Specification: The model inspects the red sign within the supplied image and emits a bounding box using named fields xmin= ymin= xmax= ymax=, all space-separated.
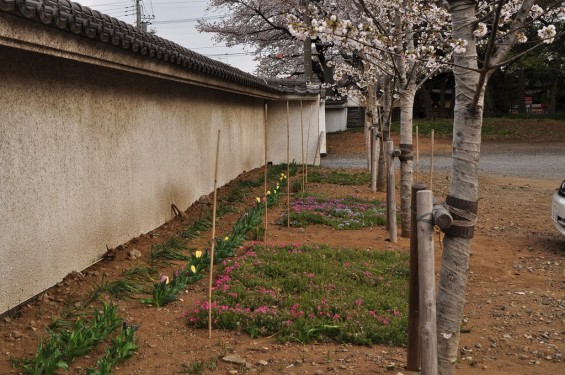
xmin=524 ymin=96 xmax=533 ymax=105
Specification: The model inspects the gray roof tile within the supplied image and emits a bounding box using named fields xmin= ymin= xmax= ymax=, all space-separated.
xmin=0 ymin=0 xmax=283 ymax=93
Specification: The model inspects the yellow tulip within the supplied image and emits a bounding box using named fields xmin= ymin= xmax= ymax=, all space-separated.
xmin=190 ymin=265 xmax=196 ymax=273
xmin=195 ymin=250 xmax=202 ymax=258
xmin=256 ymin=197 xmax=261 ymax=203
xmin=267 ymin=190 xmax=271 ymax=195
xmin=224 ymin=236 xmax=229 ymax=241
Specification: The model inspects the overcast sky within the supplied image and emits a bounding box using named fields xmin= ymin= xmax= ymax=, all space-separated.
xmin=79 ymin=0 xmax=257 ymax=73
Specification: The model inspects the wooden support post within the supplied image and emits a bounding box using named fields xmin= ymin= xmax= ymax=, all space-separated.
xmin=432 ymin=203 xmax=453 ymax=231
xmin=286 ymin=101 xmax=290 ymax=228
xmin=407 ymin=182 xmax=427 ymax=371
xmin=314 ymin=131 xmax=324 ymax=166
xmin=416 ymin=190 xmax=438 ymax=375
xmin=264 ymin=103 xmax=268 ymax=242
xmin=300 ymin=100 xmax=305 ymax=192
xmin=370 ymin=127 xmax=379 ymax=193
xmin=415 ymin=126 xmax=419 ymax=182
xmin=430 ymin=129 xmax=435 ymax=190
xmin=384 ymin=140 xmax=397 ymax=243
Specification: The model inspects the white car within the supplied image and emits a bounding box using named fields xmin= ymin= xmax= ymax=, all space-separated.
xmin=552 ymin=179 xmax=565 ymax=235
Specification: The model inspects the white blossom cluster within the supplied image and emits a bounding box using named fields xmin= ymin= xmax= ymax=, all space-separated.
xmin=473 ymin=1 xmax=561 ymax=45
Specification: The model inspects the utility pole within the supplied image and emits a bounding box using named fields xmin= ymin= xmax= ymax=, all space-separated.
xmin=300 ymin=0 xmax=313 ymax=83
xmin=135 ymin=0 xmax=141 ymax=28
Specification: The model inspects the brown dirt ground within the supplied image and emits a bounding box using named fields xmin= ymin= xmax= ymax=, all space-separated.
xmin=1 ymin=125 xmax=564 ymax=375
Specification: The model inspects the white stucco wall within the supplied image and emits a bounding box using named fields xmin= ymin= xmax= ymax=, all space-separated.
xmin=0 ymin=40 xmax=322 ymax=314
xmin=0 ymin=45 xmax=269 ymax=312
xmin=326 ymin=107 xmax=348 ymax=133
xmin=267 ymin=99 xmax=322 ymax=166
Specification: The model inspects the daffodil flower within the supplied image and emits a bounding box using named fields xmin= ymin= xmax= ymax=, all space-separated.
xmin=190 ymin=265 xmax=196 ymax=273
xmin=160 ymin=275 xmax=169 ymax=284
xmin=195 ymin=250 xmax=202 ymax=258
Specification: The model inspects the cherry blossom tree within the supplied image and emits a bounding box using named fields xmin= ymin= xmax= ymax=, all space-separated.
xmin=437 ymin=1 xmax=562 ymax=373
xmin=291 ymin=1 xmax=562 ymax=373
xmin=289 ymin=1 xmax=452 ymax=237
xmin=197 ymin=0 xmax=339 ymax=81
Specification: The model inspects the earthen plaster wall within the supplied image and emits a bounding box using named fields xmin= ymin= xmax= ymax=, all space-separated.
xmin=0 ymin=37 xmax=320 ymax=313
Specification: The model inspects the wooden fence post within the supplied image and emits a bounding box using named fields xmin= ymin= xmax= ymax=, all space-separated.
xmin=407 ymin=182 xmax=427 ymax=371
xmin=416 ymin=190 xmax=438 ymax=375
xmin=384 ymin=140 xmax=397 ymax=243
xmin=370 ymin=127 xmax=380 ymax=193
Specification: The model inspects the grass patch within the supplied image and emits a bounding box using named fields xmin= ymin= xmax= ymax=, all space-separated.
xmin=279 ymin=193 xmax=386 ymax=229
xmin=186 ymin=244 xmax=408 ymax=345
xmin=391 ymin=116 xmax=565 ymax=140
xmin=308 ymin=169 xmax=371 ymax=185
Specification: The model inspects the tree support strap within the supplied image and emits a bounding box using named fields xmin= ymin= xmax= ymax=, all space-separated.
xmin=442 ymin=195 xmax=478 ymax=238
xmin=399 ymin=143 xmax=413 ymax=161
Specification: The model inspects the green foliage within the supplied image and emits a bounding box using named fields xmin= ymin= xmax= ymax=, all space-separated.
xmin=89 ymin=278 xmax=144 ymax=301
xmin=19 ymin=303 xmax=121 ymax=375
xmin=147 ymin=237 xmax=188 ymax=265
xmin=22 ymin=340 xmax=69 ymax=375
xmin=181 ymin=217 xmax=212 ymax=239
xmin=392 ymin=116 xmax=565 ymax=140
xmin=307 ymin=169 xmax=371 ymax=186
xmin=268 ymin=161 xmax=298 ymax=179
xmin=186 ymin=244 xmax=409 ymax=346
xmin=139 ymin=265 xmax=204 ymax=307
xmin=86 ymin=324 xmax=138 ymax=375
xmin=280 ymin=194 xmax=386 ymax=229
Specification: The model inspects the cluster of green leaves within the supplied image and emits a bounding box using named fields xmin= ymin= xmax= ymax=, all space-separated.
xmin=20 ymin=303 xmax=121 ymax=375
xmin=147 ymin=237 xmax=189 ymax=265
xmin=307 ymin=169 xmax=371 ymax=185
xmin=186 ymin=244 xmax=409 ymax=346
xmin=140 ymin=257 xmax=204 ymax=307
xmin=181 ymin=217 xmax=212 ymax=239
xmin=86 ymin=324 xmax=138 ymax=375
xmin=267 ymin=161 xmax=298 ymax=180
xmin=280 ymin=193 xmax=386 ymax=229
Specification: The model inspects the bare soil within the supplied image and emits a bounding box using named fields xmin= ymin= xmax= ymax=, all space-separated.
xmin=1 ymin=127 xmax=564 ymax=375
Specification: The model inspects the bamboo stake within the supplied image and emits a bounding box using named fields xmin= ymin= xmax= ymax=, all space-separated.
xmin=430 ymin=129 xmax=435 ymax=190
xmin=286 ymin=101 xmax=290 ymax=228
xmin=300 ymin=100 xmax=305 ymax=192
xmin=264 ymin=103 xmax=268 ymax=242
xmin=208 ymin=129 xmax=221 ymax=339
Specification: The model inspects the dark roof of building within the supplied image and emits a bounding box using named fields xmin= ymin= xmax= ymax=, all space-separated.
xmin=0 ymin=0 xmax=286 ymax=93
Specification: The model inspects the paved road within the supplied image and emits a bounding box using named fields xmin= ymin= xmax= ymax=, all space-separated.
xmin=321 ymin=141 xmax=565 ymax=181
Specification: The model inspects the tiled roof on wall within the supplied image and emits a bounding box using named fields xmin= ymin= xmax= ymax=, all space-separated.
xmin=0 ymin=0 xmax=281 ymax=93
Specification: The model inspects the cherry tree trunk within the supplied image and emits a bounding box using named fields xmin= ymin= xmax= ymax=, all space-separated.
xmin=399 ymin=84 xmax=416 ymax=237
xmin=437 ymin=1 xmax=484 ymax=374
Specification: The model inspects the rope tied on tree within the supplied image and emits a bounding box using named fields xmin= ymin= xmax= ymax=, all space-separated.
xmin=416 ymin=212 xmax=434 ymax=226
